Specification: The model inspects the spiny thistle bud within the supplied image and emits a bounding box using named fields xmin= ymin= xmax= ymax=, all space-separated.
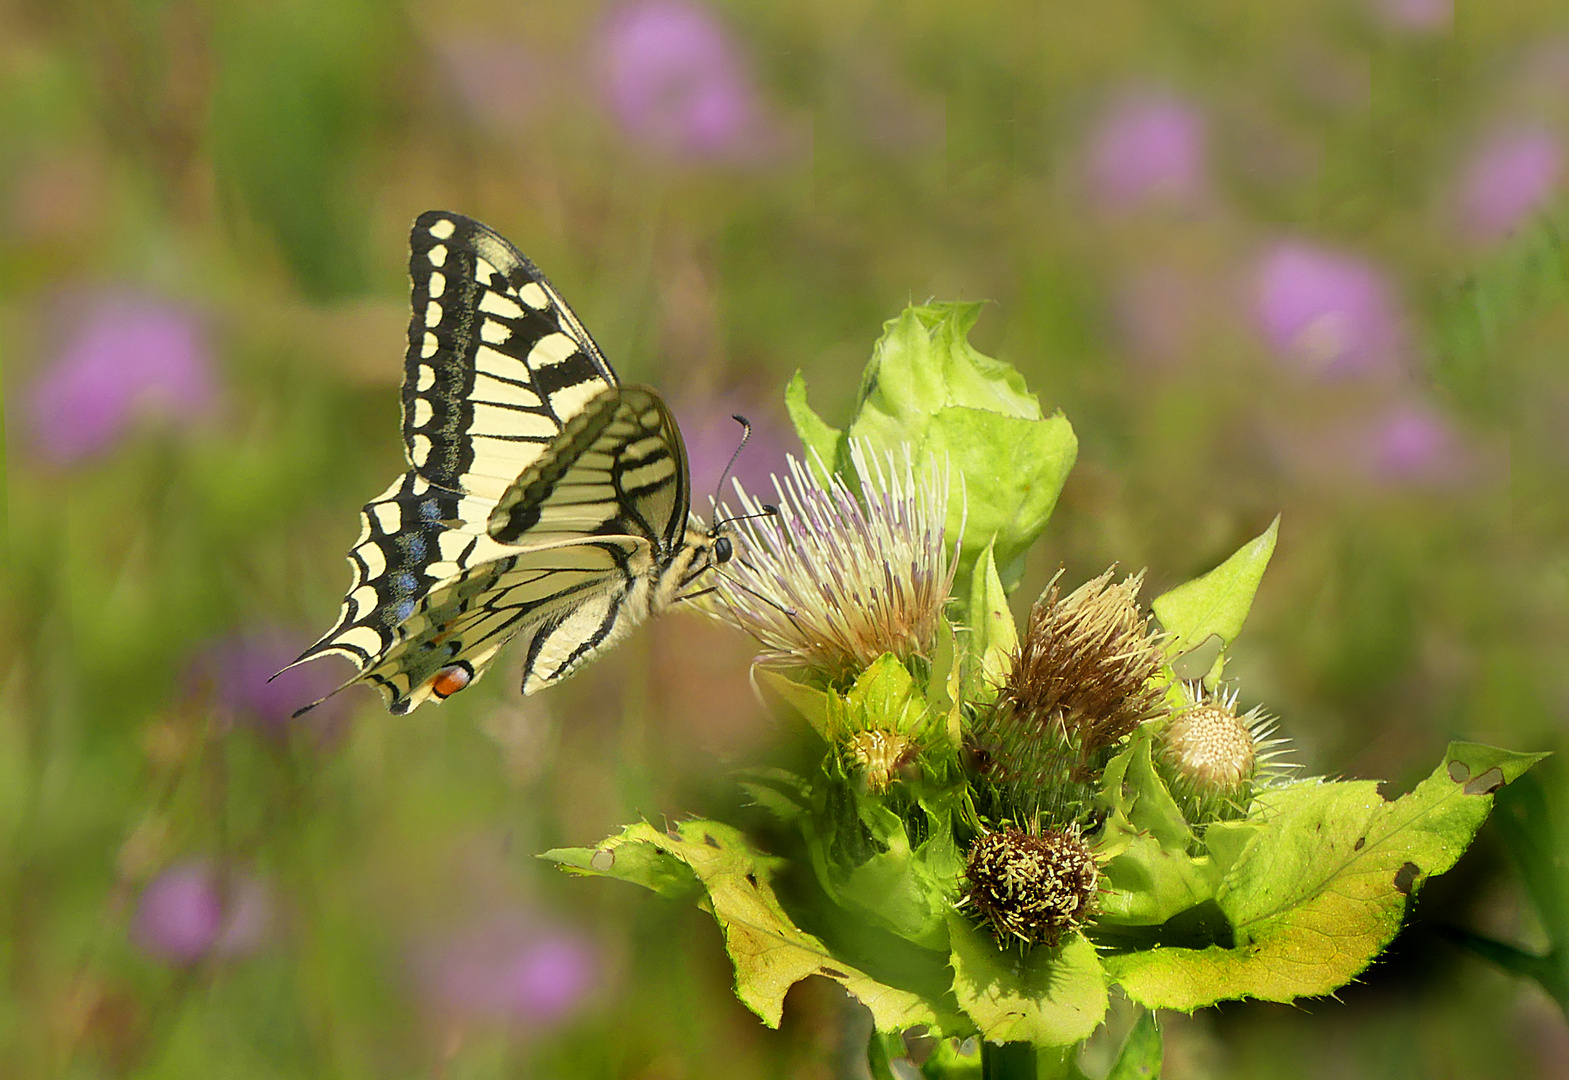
xmin=846 ymin=729 xmax=919 ymax=795
xmin=961 ymin=825 xmax=1100 ymax=949
xmin=967 ymin=569 xmax=1166 ymax=820
xmin=1156 ymin=685 xmax=1290 ymax=823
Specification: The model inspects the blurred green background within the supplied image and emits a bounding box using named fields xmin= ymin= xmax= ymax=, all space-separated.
xmin=4 ymin=0 xmax=1569 ymax=1075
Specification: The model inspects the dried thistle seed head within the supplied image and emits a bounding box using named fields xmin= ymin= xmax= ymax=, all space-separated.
xmin=961 ymin=826 xmax=1100 ymax=949
xmin=846 ymin=729 xmax=918 ymax=794
xmin=1157 ymin=685 xmax=1293 ymax=822
xmin=705 ymin=444 xmax=954 ymax=684
xmin=1001 ymin=569 xmax=1167 ymax=757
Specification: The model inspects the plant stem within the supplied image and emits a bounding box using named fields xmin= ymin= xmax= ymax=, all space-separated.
xmin=981 ymin=1041 xmax=1036 ymax=1080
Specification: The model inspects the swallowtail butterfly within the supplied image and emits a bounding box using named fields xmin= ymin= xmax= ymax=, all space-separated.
xmin=282 ymin=211 xmax=735 ymax=715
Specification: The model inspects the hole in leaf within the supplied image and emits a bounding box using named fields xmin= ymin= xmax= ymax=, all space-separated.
xmin=1353 ymin=837 xmax=1365 ymax=851
xmin=704 ymin=833 xmax=721 ymax=849
xmin=590 ymin=849 xmax=615 ymax=871
xmin=1448 ymin=760 xmax=1470 ymax=783
xmin=1464 ymin=767 xmax=1505 ymax=795
xmin=820 ymin=965 xmax=849 ymax=979
xmin=1170 ymin=634 xmax=1224 ymax=681
xmin=1393 ymin=861 xmax=1421 ymax=894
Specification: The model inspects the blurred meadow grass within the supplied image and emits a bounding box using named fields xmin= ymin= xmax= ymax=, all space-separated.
xmin=3 ymin=0 xmax=1569 ymax=1076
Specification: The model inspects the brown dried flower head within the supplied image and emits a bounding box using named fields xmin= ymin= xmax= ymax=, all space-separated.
xmin=967 ymin=569 xmax=1167 ymax=820
xmin=961 ymin=825 xmax=1100 ymax=949
xmin=1002 ymin=569 xmax=1167 ymax=756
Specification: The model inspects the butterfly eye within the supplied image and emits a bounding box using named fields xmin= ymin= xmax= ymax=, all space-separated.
xmin=713 ymin=536 xmax=734 ymax=564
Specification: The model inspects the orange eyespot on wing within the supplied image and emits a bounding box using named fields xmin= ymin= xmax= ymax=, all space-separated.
xmin=431 ymin=662 xmax=475 ymax=699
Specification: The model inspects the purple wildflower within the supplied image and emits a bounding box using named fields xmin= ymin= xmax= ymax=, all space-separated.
xmin=1255 ymin=242 xmax=1407 ymax=379
xmin=1457 ymin=127 xmax=1564 ymax=243
xmin=25 ymin=295 xmax=217 ymax=464
xmin=1363 ymin=401 xmax=1466 ymax=485
xmin=417 ymin=915 xmax=597 ymax=1027
xmin=187 ymin=630 xmax=349 ymax=733
xmin=131 ymin=862 xmax=270 ymax=965
xmin=1086 ymin=92 xmax=1208 ymax=211
xmin=597 ymin=0 xmax=756 ymax=158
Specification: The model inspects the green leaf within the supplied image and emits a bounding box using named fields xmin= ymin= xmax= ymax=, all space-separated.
xmin=755 ymin=667 xmax=834 ymax=741
xmin=843 ymin=653 xmax=931 ymax=739
xmin=922 ymin=407 xmax=1076 ymax=592
xmin=1202 ymin=820 xmax=1262 ymax=879
xmin=1152 ymin=517 xmax=1279 ymax=684
xmin=1107 ymin=1010 xmax=1163 ymax=1080
xmin=947 ymin=913 xmax=1109 ymax=1047
xmin=542 ymin=834 xmax=701 ymax=900
xmin=1096 ymin=732 xmax=1213 ymax=926
xmin=965 ymin=540 xmax=1017 ymax=703
xmin=736 ymin=767 xmax=814 ymax=826
xmin=784 ymin=370 xmax=843 ymax=485
xmin=1100 ymin=730 xmax=1194 ymax=852
xmin=1097 ymin=834 xmax=1218 ymax=927
xmin=546 ymin=820 xmax=939 ymax=1031
xmin=835 ymin=797 xmax=962 ymax=951
xmin=842 ymin=303 xmax=1078 ymax=593
xmin=1106 ymin=742 xmax=1547 ymax=1009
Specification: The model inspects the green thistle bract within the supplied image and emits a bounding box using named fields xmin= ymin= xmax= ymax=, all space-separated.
xmin=962 ymin=825 xmax=1100 ymax=949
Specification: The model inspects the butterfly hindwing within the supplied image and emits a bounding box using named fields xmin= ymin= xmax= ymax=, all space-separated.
xmin=285 ymin=472 xmax=517 ymax=677
xmin=356 ymin=536 xmax=653 ymax=714
xmin=488 ymin=386 xmax=690 ymax=557
xmin=403 ymin=211 xmax=616 ymax=501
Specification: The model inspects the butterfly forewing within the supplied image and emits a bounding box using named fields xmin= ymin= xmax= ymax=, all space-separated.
xmin=403 ymin=211 xmax=615 ymax=501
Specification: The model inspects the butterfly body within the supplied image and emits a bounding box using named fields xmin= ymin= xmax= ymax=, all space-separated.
xmin=285 ymin=212 xmax=729 ymax=715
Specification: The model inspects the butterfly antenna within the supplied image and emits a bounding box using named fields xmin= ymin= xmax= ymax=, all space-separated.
xmin=712 ymin=414 xmax=753 ymax=510
xmin=716 ymin=504 xmax=780 ymax=529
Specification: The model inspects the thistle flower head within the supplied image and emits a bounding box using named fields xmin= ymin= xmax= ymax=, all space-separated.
xmin=846 ymin=729 xmax=919 ymax=795
xmin=1157 ymin=684 xmax=1293 ymax=822
xmin=708 ymin=443 xmax=954 ymax=684
xmin=961 ymin=825 xmax=1100 ymax=949
xmin=1002 ymin=568 xmax=1167 ymax=752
